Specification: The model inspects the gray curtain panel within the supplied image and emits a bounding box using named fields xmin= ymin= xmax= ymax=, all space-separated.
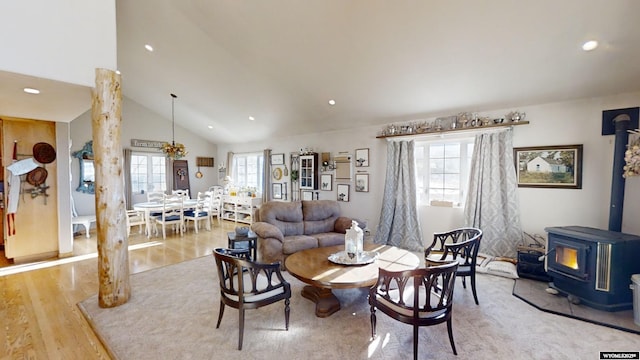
xmin=464 ymin=129 xmax=523 ymax=258
xmin=374 ymin=140 xmax=423 ymax=252
xmin=165 ymin=159 xmax=174 ymax=194
xmin=226 ymin=152 xmax=234 ymax=177
xmin=263 ymin=149 xmax=271 ymax=203
xmin=123 ymin=148 xmax=132 ymax=209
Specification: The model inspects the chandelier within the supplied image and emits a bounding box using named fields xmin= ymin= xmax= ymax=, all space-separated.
xmin=162 ymin=93 xmax=187 ymax=160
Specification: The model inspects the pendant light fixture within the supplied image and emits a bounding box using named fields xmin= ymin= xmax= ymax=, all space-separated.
xmin=161 ymin=93 xmax=187 ymax=160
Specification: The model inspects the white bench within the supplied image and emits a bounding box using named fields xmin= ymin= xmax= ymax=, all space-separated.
xmin=72 ymin=215 xmax=97 ymax=238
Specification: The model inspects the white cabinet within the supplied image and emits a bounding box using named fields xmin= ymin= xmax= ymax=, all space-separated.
xmin=222 ymin=196 xmax=262 ymax=225
xmin=299 ymin=153 xmax=318 ymax=190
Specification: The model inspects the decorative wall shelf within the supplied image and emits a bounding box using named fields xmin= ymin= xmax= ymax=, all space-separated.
xmin=376 ymin=121 xmax=529 ymax=139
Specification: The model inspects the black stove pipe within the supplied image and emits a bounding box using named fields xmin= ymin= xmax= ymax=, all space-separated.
xmin=609 ymin=114 xmax=631 ymax=232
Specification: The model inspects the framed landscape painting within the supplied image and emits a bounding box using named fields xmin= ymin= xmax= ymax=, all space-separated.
xmin=513 ymin=144 xmax=583 ymax=189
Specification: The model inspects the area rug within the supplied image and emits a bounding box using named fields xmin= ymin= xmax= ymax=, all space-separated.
xmin=512 ymin=277 xmax=640 ymax=335
xmin=78 ymin=257 xmax=640 ymax=360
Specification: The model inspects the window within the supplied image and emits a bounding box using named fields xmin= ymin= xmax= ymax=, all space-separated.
xmin=231 ymin=152 xmax=264 ymax=194
xmin=131 ymin=152 xmax=167 ymax=194
xmin=415 ymin=138 xmax=474 ymax=206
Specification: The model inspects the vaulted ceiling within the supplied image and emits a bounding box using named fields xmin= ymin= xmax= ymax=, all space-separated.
xmin=3 ymin=1 xmax=640 ymax=144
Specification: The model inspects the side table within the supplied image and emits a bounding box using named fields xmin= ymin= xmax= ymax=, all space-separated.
xmin=227 ymin=230 xmax=258 ymax=261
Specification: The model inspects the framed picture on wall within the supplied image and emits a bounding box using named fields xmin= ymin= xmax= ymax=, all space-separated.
xmin=355 ymin=148 xmax=369 ymax=167
xmin=320 ymin=174 xmax=332 ymax=191
xmin=355 ymin=173 xmax=369 ymax=192
xmin=272 ymin=183 xmax=283 ymax=199
xmin=301 ymin=191 xmax=314 ymax=201
xmin=271 ymin=153 xmax=285 ymax=165
xmin=337 ymin=184 xmax=350 ymax=202
xmin=513 ymin=144 xmax=583 ymax=189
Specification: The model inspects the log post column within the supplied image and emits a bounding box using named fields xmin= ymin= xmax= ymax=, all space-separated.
xmin=92 ymin=68 xmax=130 ymax=307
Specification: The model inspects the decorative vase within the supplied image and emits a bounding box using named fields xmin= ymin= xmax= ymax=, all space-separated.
xmin=345 ymin=220 xmax=364 ymax=261
xmin=235 ymin=226 xmax=250 ymax=236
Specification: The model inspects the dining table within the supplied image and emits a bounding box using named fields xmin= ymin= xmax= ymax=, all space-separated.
xmin=133 ymin=199 xmax=198 ymax=238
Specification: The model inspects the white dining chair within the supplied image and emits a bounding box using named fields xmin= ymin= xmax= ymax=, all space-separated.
xmin=126 ymin=209 xmax=146 ymax=236
xmin=207 ymin=193 xmax=222 ymax=226
xmin=184 ymin=192 xmax=211 ymax=233
xmin=146 ymin=190 xmax=165 ymax=203
xmin=155 ymin=194 xmax=185 ymax=239
xmin=172 ymin=189 xmax=190 ymax=200
xmin=145 ymin=190 xmax=166 ymax=228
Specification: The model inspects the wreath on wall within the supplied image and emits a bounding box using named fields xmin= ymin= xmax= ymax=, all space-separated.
xmin=176 ymin=168 xmax=187 ymax=180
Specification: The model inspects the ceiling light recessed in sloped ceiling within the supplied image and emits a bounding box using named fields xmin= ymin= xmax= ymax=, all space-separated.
xmin=207 ymin=125 xmax=213 ymax=129
xmin=144 ymin=44 xmax=154 ymax=52
xmin=23 ymin=87 xmax=40 ymax=94
xmin=248 ymin=116 xmax=255 ymax=121
xmin=582 ymin=40 xmax=598 ymax=51
xmin=328 ymin=99 xmax=336 ymax=106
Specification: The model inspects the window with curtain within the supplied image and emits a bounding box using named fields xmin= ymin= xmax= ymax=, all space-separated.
xmin=130 ymin=152 xmax=167 ymax=194
xmin=415 ymin=137 xmax=474 ymax=206
xmin=231 ymin=152 xmax=264 ymax=194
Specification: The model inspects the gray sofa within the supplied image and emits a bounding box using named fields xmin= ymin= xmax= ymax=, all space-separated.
xmin=251 ymin=200 xmax=362 ymax=266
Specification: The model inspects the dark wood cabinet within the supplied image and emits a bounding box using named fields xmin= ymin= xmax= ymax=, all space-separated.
xmin=172 ymin=160 xmax=191 ymax=194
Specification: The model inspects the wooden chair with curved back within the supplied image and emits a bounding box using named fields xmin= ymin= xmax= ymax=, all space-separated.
xmin=213 ymin=248 xmax=291 ymax=350
xmin=369 ymin=261 xmax=459 ymax=360
xmin=425 ymin=227 xmax=483 ymax=304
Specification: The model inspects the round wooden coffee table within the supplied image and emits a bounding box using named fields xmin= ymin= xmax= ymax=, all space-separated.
xmin=284 ymin=243 xmax=420 ymax=317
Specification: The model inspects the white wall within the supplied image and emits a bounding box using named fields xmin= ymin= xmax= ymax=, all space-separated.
xmin=70 ymin=97 xmax=218 ymax=216
xmin=514 ymin=92 xmax=640 ymax=237
xmin=217 ymin=128 xmax=386 ymax=233
xmin=55 ymin=122 xmax=73 ymax=255
xmin=219 ymin=91 xmax=640 ymax=248
xmin=0 ymin=0 xmax=117 ymax=86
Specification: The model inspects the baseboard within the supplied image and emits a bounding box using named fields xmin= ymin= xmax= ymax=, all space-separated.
xmin=13 ymin=251 xmax=58 ymax=264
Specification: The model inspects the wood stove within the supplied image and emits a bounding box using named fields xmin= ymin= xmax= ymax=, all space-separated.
xmin=545 ymin=226 xmax=640 ymax=311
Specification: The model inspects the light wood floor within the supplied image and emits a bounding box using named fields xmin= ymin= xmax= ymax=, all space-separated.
xmin=0 ymin=220 xmax=236 ymax=359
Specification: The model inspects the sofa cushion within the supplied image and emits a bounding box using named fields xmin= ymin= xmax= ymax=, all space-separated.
xmin=259 ymin=201 xmax=304 ymax=236
xmin=282 ymin=235 xmax=318 ymax=255
xmin=314 ymin=232 xmax=345 ymax=247
xmin=302 ymin=200 xmax=340 ymax=235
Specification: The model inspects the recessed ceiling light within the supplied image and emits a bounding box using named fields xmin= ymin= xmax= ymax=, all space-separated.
xmin=328 ymin=99 xmax=336 ymax=106
xmin=144 ymin=44 xmax=154 ymax=52
xmin=207 ymin=125 xmax=213 ymax=129
xmin=248 ymin=116 xmax=255 ymax=121
xmin=582 ymin=40 xmax=598 ymax=51
xmin=23 ymin=87 xmax=40 ymax=94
